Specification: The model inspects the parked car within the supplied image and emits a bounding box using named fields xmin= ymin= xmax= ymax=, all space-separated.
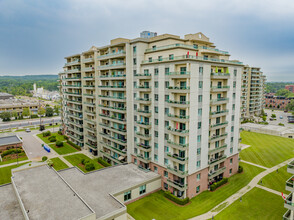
xmin=25 ymin=128 xmax=31 ymax=132
xmin=280 ymin=116 xmax=283 ymax=119
xmin=270 ymin=118 xmax=274 ymax=121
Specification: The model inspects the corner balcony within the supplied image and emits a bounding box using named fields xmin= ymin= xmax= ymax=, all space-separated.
xmin=64 ymin=69 xmax=81 ymax=74
xmin=211 ymin=86 xmax=230 ymax=92
xmin=99 ymin=74 xmax=126 ymax=80
xmin=134 ymin=73 xmax=151 ymax=79
xmin=64 ymin=92 xmax=82 ymax=97
xmin=167 ymin=179 xmax=188 ymax=191
xmin=136 ymin=121 xmax=151 ymax=129
xmin=97 ymin=62 xmax=126 ymax=70
xmin=136 ymin=154 xmax=151 ymax=163
xmin=283 ymin=209 xmax=292 ymax=220
xmin=136 ymin=109 xmax=151 ymax=117
xmin=86 ymin=143 xmax=97 ymax=150
xmin=64 ymin=76 xmax=81 ymax=81
xmin=210 ymin=121 xmax=228 ymax=130
xmin=166 ymin=127 xmax=189 ymax=136
xmin=209 ymin=110 xmax=229 ymax=118
xmin=166 ymin=114 xmax=189 ymax=123
xmin=136 ymin=143 xmax=152 ymax=152
xmin=100 ymin=141 xmax=127 ymax=155
xmin=100 ymin=150 xmax=124 ymax=164
xmin=211 ymin=73 xmax=230 ymax=79
xmin=167 ymin=86 xmax=190 ymax=93
xmin=82 ymin=67 xmax=95 ymax=72
xmin=99 ymin=132 xmax=127 ymax=146
xmin=135 ymin=132 xmax=151 ymax=140
xmin=65 ymin=60 xmax=80 ymax=66
xmin=167 ymin=165 xmax=188 ymax=178
xmin=98 ymin=104 xmax=126 ymax=113
xmin=166 ymin=153 xmax=188 ymax=164
xmin=97 ymin=50 xmax=126 ymax=60
xmin=98 ymin=85 xmax=126 ymax=91
xmin=209 ymin=133 xmax=228 ymax=142
xmin=98 ymin=95 xmax=126 ymax=102
xmin=83 ymin=58 xmax=94 ymax=63
xmin=165 ymin=71 xmax=191 ymax=79
xmin=67 ymin=106 xmax=82 ymax=112
xmin=64 ymin=84 xmax=81 ymax=88
xmin=209 ymin=167 xmax=226 ymax=179
xmin=166 ymin=100 xmax=190 ymax=107
xmin=83 ymin=102 xmax=95 ymax=107
xmin=288 ymin=160 xmax=294 ymax=174
xmin=68 ymin=120 xmax=83 ymax=128
xmin=99 ymin=114 xmax=126 ymax=124
xmin=99 ymin=123 xmax=126 ymax=135
xmin=85 ymin=134 xmax=97 ymax=142
xmin=134 ymin=85 xmax=152 ymax=92
xmin=135 ymin=97 xmax=151 ymax=104
xmin=208 ymin=144 xmax=227 ymax=154
xmin=208 ymin=155 xmax=227 ymax=165
xmin=286 ymin=176 xmax=294 ymax=192
xmin=284 ymin=193 xmax=294 ymax=211
xmin=210 ymin=97 xmax=229 ymax=105
xmin=166 ymin=140 xmax=189 ymax=150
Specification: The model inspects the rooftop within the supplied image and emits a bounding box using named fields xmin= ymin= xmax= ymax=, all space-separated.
xmin=0 ymin=184 xmax=23 ymax=220
xmin=0 ymin=134 xmax=22 ymax=147
xmin=12 ymin=164 xmax=94 ymax=220
xmin=59 ymin=163 xmax=160 ymax=219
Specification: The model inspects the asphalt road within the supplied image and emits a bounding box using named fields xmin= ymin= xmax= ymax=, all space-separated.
xmin=0 ymin=117 xmax=61 ymax=130
xmin=264 ymin=109 xmax=294 ymax=128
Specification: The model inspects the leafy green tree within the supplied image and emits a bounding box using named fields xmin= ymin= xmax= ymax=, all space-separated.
xmin=54 ymin=105 xmax=60 ymax=114
xmin=275 ymin=89 xmax=294 ymax=98
xmin=22 ymin=107 xmax=30 ymax=117
xmin=11 ymin=110 xmax=18 ymax=119
xmin=0 ymin=112 xmax=11 ymax=121
xmin=271 ymin=114 xmax=276 ymax=118
xmin=45 ymin=107 xmax=54 ymax=117
xmin=286 ymin=100 xmax=294 ymax=112
xmin=38 ymin=107 xmax=46 ymax=116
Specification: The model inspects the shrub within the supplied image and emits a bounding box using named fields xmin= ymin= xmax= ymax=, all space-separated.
xmin=56 ymin=141 xmax=63 ymax=147
xmin=81 ymin=158 xmax=90 ymax=165
xmin=48 ymin=136 xmax=56 ymax=142
xmin=278 ymin=123 xmax=285 ymax=126
xmin=85 ymin=162 xmax=95 ymax=171
xmin=163 ymin=191 xmax=189 ymax=205
xmin=210 ymin=178 xmax=228 ymax=191
xmin=98 ymin=157 xmax=111 ymax=167
xmin=58 ymin=131 xmax=62 ymax=135
xmin=238 ymin=165 xmax=243 ymax=173
xmin=42 ymin=156 xmax=48 ymax=162
xmin=64 ymin=136 xmax=69 ymax=140
xmin=67 ymin=140 xmax=81 ymax=150
xmin=31 ymin=114 xmax=38 ymax=119
xmin=1 ymin=149 xmax=22 ymax=157
xmin=42 ymin=131 xmax=51 ymax=137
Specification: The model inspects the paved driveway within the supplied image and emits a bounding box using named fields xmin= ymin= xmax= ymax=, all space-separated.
xmin=264 ymin=109 xmax=294 ymax=128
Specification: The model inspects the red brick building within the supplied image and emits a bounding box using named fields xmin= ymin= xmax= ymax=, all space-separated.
xmin=285 ymin=85 xmax=294 ymax=93
xmin=0 ymin=135 xmax=23 ymax=151
xmin=265 ymin=94 xmax=294 ymax=110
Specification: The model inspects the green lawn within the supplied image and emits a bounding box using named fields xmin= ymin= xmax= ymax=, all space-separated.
xmin=37 ymin=133 xmax=51 ymax=144
xmin=240 ymin=131 xmax=294 ymax=168
xmin=37 ymin=132 xmax=65 ymax=144
xmin=64 ymin=153 xmax=104 ymax=173
xmin=49 ymin=142 xmax=78 ymax=155
xmin=258 ymin=165 xmax=292 ymax=194
xmin=215 ymin=187 xmax=286 ymax=219
xmin=0 ymin=162 xmax=29 ymax=185
xmin=50 ymin=157 xmax=69 ymax=171
xmin=0 ymin=156 xmax=28 ymax=166
xmin=127 ymin=162 xmax=265 ymax=220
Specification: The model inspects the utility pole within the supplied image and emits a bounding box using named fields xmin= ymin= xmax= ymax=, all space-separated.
xmin=39 ymin=98 xmax=42 ymax=130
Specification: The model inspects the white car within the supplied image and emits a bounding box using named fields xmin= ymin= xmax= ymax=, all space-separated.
xmin=25 ymin=128 xmax=31 ymax=132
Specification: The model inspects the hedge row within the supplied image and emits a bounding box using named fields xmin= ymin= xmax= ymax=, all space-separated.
xmin=2 ymin=149 xmax=22 ymax=157
xmin=67 ymin=140 xmax=81 ymax=150
xmin=42 ymin=131 xmax=51 ymax=137
xmin=97 ymin=157 xmax=111 ymax=167
xmin=210 ymin=178 xmax=228 ymax=191
xmin=238 ymin=165 xmax=243 ymax=173
xmin=164 ymin=191 xmax=189 ymax=205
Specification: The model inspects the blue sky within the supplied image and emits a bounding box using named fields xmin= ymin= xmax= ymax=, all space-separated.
xmin=0 ymin=0 xmax=293 ymax=81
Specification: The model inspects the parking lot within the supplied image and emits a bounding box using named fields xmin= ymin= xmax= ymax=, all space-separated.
xmin=264 ymin=109 xmax=294 ymax=128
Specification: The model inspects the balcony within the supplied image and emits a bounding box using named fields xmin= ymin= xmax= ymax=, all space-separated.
xmin=98 ymin=95 xmax=126 ymax=102
xmin=64 ymin=77 xmax=81 ymax=81
xmin=135 ymin=97 xmax=151 ymax=104
xmin=210 ymin=121 xmax=228 ymax=129
xmin=283 ymin=209 xmax=292 ymax=220
xmin=136 ymin=121 xmax=151 ymax=129
xmin=167 ymin=86 xmax=190 ymax=93
xmin=83 ymin=85 xmax=95 ymax=89
xmin=100 ymin=141 xmax=127 ymax=155
xmin=84 ymin=118 xmax=96 ymax=125
xmin=134 ymin=85 xmax=152 ymax=92
xmin=67 ymin=112 xmax=83 ymax=120
xmin=136 ymin=143 xmax=152 ymax=151
xmin=211 ymin=73 xmax=230 ymax=79
xmin=83 ymin=58 xmax=94 ymax=63
xmin=99 ymin=114 xmax=126 ymax=124
xmin=210 ymin=97 xmax=229 ymax=105
xmin=100 ymin=150 xmax=124 ymax=164
xmin=86 ymin=143 xmax=97 ymax=150
xmin=66 ymin=99 xmax=82 ymax=104
xmin=167 ymin=179 xmax=188 ymax=191
xmin=209 ymin=110 xmax=229 ymax=118
xmin=83 ymin=76 xmax=94 ymax=81
xmin=286 ymin=176 xmax=294 ymax=192
xmin=136 ymin=109 xmax=151 ymax=117
xmin=98 ymin=85 xmax=126 ymax=91
xmin=166 ymin=153 xmax=188 ymax=164
xmin=98 ymin=62 xmax=126 ymax=70
xmin=166 ymin=114 xmax=189 ymax=123
xmin=67 ymin=106 xmax=82 ymax=112
xmin=82 ymin=67 xmax=95 ymax=72
xmin=211 ymin=86 xmax=230 ymax=92
xmin=68 ymin=120 xmax=83 ymax=128
xmin=284 ymin=193 xmax=294 ymax=211
xmin=64 ymin=69 xmax=81 ymax=73
xmin=65 ymin=60 xmax=80 ymax=66
xmin=97 ymin=50 xmax=126 ymax=60
xmin=208 ymin=167 xmax=226 ymax=179
xmin=167 ymin=165 xmax=188 ymax=178
xmin=136 ymin=154 xmax=151 ymax=163
xmin=209 ymin=133 xmax=228 ymax=142
xmin=99 ymin=74 xmax=126 ymax=80
xmin=134 ymin=73 xmax=151 ymax=79
xmin=99 ymin=123 xmax=126 ymax=134
xmin=208 ymin=155 xmax=227 ymax=165
xmin=166 ymin=100 xmax=190 ymax=107
xmin=67 ymin=127 xmax=83 ymax=135
xmin=166 ymin=127 xmax=189 ymax=136
xmin=64 ymin=84 xmax=81 ymax=88
xmin=98 ymin=104 xmax=126 ymax=112
xmin=208 ymin=144 xmax=227 ymax=154
xmin=135 ymin=132 xmax=151 ymax=140
xmin=288 ymin=160 xmax=294 ymax=174
xmin=84 ymin=93 xmax=94 ymax=97
xmin=166 ymin=140 xmax=188 ymax=150
xmin=99 ymin=132 xmax=127 ymax=145
xmin=85 ymin=134 xmax=97 ymax=142
xmin=165 ymin=71 xmax=191 ymax=79
xmin=83 ymin=102 xmax=95 ymax=106
xmin=64 ymin=92 xmax=82 ymax=97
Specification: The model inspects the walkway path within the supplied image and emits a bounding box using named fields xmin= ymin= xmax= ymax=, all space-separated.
xmin=240 ymin=160 xmax=268 ymax=170
xmin=256 ymin=185 xmax=285 ymax=197
xmin=0 ymin=160 xmax=30 ymax=168
xmin=189 ymin=158 xmax=293 ymax=220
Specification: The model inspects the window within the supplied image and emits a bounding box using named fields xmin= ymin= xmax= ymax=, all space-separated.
xmin=196 ymin=186 xmax=200 ymax=193
xmin=134 ymin=158 xmax=137 ymax=164
xmin=229 ymin=168 xmax=232 ymax=174
xmin=169 ymin=54 xmax=174 ymax=60
xmin=164 ymin=158 xmax=168 ymax=165
xmin=133 ymin=58 xmax=137 ymax=65
xmin=155 ymin=131 xmax=158 ymax=137
xmin=165 ymin=108 xmax=169 ymax=114
xmin=179 ymin=136 xmax=185 ymax=145
xmin=196 ymin=173 xmax=201 ymax=181
xmin=155 ymin=119 xmax=158 ymax=125
xmin=232 ymin=115 xmax=235 ymax=121
xmin=197 ymin=148 xmax=201 ymax=155
xmin=165 ymin=81 xmax=169 ymax=88
xmin=233 ymin=93 xmax=236 ymax=99
xmin=199 ymin=81 xmax=203 ymax=89
xmin=234 ymin=69 xmax=237 ymax=76
xmin=198 ymin=122 xmax=201 ymax=129
xmin=133 ymin=70 xmax=137 ymax=76
xmin=233 ymin=81 xmax=236 ymax=88
xmin=164 ymin=183 xmax=168 ymax=190
xmin=232 ymin=104 xmax=235 ymax=110
xmin=231 ymin=137 xmax=234 ymax=142
xmin=124 ymin=191 xmax=131 ymax=201
xmin=164 ymin=146 xmax=169 ymax=152
xmin=165 ymin=95 xmax=169 ymax=101
xmin=154 ymin=81 xmax=158 ymax=88
xmin=197 ymin=135 xmax=201 ymax=142
xmin=165 ymin=68 xmax=169 ymax=74
xmin=134 ymin=104 xmax=137 ymax=110
xmin=144 ymin=69 xmax=149 ymax=74
xmin=197 ymin=161 xmax=201 ymax=168
xmin=155 ymin=94 xmax=158 ymax=101
xmin=198 ymin=108 xmax=202 ymax=116
xmin=199 ymin=67 xmax=203 ymax=75
xmin=154 ymin=166 xmax=158 ymax=173
xmin=158 ymin=56 xmax=162 ymax=61
xmin=164 ymin=171 xmax=168 ymax=177
xmin=230 ymin=147 xmax=233 ymax=154
xmin=154 ymin=68 xmax=159 ymax=75
xmin=154 ymin=154 xmax=158 ymax=162
xmin=133 ymin=46 xmax=136 ymax=53
xmin=155 ymin=106 xmax=158 ymax=113
xmin=148 ymin=57 xmax=152 ymax=62
xmin=139 ymin=185 xmax=146 ymax=195
xmin=164 ymin=134 xmax=169 ymax=140
xmin=154 ymin=143 xmax=158 ymax=149
xmin=198 ymin=95 xmax=203 ymax=102
xmin=231 ymin=126 xmax=234 ymax=132
xmin=230 ymin=158 xmax=233 ymax=164
xmin=165 ymin=121 xmax=169 ymax=127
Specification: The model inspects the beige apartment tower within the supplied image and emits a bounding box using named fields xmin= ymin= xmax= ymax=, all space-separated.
xmin=59 ymin=32 xmax=243 ymax=198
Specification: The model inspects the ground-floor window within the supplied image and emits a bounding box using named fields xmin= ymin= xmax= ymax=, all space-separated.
xmin=229 ymin=168 xmax=232 ymax=174
xmin=124 ymin=190 xmax=131 ymax=201
xmin=196 ymin=185 xmax=200 ymax=193
xmin=139 ymin=185 xmax=146 ymax=195
xmin=164 ymin=183 xmax=168 ymax=190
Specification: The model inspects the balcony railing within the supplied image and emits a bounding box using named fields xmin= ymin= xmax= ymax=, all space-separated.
xmin=99 ymin=132 xmax=127 ymax=144
xmin=167 ymin=179 xmax=187 ymax=189
xmin=135 ymin=97 xmax=151 ymax=102
xmin=166 ymin=100 xmax=190 ymax=105
xmin=136 ymin=121 xmax=151 ymax=126
xmin=210 ymin=110 xmax=229 ymax=115
xmin=210 ymin=98 xmax=229 ymax=103
xmin=98 ymin=85 xmax=126 ymax=89
xmin=166 ymin=127 xmax=189 ymax=134
xmin=167 ymin=86 xmax=190 ymax=90
xmin=210 ymin=121 xmax=228 ymax=128
xmin=167 ymin=113 xmax=189 ymax=119
xmin=211 ymin=73 xmax=230 ymax=77
xmin=99 ymin=74 xmax=126 ymax=78
xmin=209 ymin=133 xmax=228 ymax=141
xmin=98 ymin=62 xmax=126 ymax=69
xmin=136 ymin=143 xmax=151 ymax=149
xmin=97 ymin=50 xmax=126 ymax=59
xmin=135 ymin=132 xmax=151 ymax=138
xmin=99 ymin=123 xmax=126 ymax=132
xmin=98 ymin=95 xmax=126 ymax=100
xmin=166 ymin=153 xmax=188 ymax=162
xmin=167 ymin=140 xmax=189 ymax=148
xmin=100 ymin=141 xmax=127 ymax=154
xmin=209 ymin=144 xmax=227 ymax=153
xmin=99 ymin=114 xmax=126 ymax=122
xmin=167 ymin=165 xmax=188 ymax=176
xmin=98 ymin=104 xmax=126 ymax=111
xmin=165 ymin=71 xmax=191 ymax=76
xmin=209 ymin=155 xmax=227 ymax=165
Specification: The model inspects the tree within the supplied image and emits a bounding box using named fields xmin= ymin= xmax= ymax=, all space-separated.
xmin=11 ymin=110 xmax=18 ymax=119
xmin=0 ymin=112 xmax=11 ymax=121
xmin=275 ymin=89 xmax=294 ymax=98
xmin=22 ymin=107 xmax=30 ymax=117
xmin=262 ymin=115 xmax=267 ymax=122
xmin=38 ymin=107 xmax=45 ymax=116
xmin=286 ymin=100 xmax=294 ymax=112
xmin=45 ymin=107 xmax=54 ymax=117
xmin=54 ymin=105 xmax=60 ymax=115
xmin=271 ymin=114 xmax=276 ymax=118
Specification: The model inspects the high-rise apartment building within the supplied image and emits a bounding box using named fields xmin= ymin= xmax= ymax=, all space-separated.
xmin=241 ymin=66 xmax=266 ymax=118
xmin=284 ymin=160 xmax=294 ymax=220
xmin=59 ymin=32 xmax=243 ymax=198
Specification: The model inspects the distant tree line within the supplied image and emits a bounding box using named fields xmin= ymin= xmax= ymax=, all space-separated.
xmin=266 ymin=82 xmax=294 ymax=93
xmin=0 ymin=75 xmax=58 ymax=96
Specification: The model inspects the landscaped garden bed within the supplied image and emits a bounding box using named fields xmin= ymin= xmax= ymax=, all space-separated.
xmin=0 ymin=148 xmax=28 ymax=165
